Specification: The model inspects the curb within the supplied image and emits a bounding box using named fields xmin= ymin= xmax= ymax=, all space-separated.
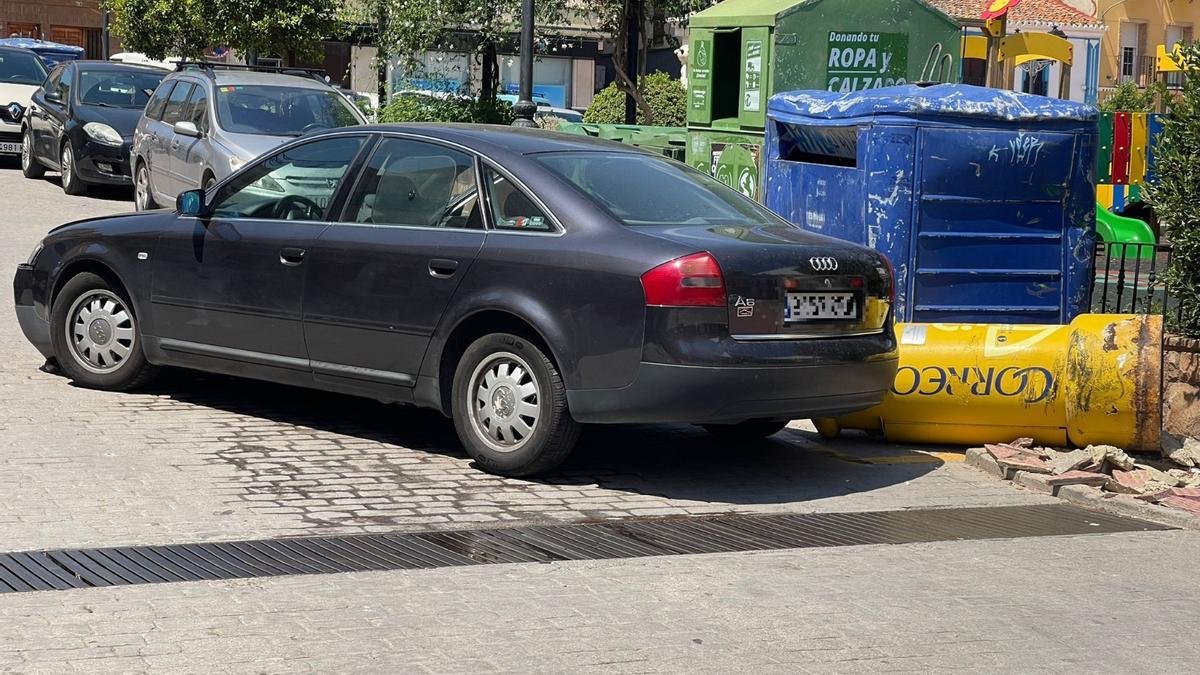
xmin=965 ymin=447 xmax=1200 ymax=530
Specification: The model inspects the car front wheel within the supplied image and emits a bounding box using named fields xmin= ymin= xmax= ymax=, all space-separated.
xmin=60 ymin=143 xmax=87 ymax=196
xmin=21 ymin=128 xmax=45 ymax=178
xmin=134 ymin=162 xmax=156 ymax=211
xmin=50 ymin=272 xmax=157 ymax=391
xmin=452 ymin=333 xmax=580 ymax=476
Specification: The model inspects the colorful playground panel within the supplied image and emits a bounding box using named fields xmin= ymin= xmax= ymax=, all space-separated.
xmin=1097 ymin=111 xmax=1162 ymax=205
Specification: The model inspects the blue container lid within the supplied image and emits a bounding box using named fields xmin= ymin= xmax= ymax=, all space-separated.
xmin=0 ymin=37 xmax=84 ymax=55
xmin=769 ymin=84 xmax=1096 ymax=125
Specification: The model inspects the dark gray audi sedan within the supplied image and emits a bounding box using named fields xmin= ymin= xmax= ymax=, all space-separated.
xmin=13 ymin=125 xmax=898 ymax=476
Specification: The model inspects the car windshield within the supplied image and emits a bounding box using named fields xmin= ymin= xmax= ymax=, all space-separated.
xmin=535 ymin=151 xmax=784 ymax=227
xmin=215 ymin=84 xmax=361 ymax=136
xmin=0 ymin=50 xmax=47 ymax=86
xmin=78 ymin=69 xmax=164 ymax=108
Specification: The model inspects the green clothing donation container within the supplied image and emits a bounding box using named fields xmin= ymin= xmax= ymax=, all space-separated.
xmin=685 ymin=0 xmax=962 ymax=198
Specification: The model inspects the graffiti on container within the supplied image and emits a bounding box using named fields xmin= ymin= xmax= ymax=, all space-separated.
xmin=891 ymin=365 xmax=1056 ymax=403
xmin=988 ymin=133 xmax=1046 ymax=167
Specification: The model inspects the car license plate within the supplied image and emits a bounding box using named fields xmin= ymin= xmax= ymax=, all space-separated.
xmin=783 ymin=292 xmax=857 ymax=321
xmin=0 ymin=142 xmax=19 ymax=155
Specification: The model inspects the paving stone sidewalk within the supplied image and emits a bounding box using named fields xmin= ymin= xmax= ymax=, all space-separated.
xmin=2 ymin=529 xmax=1197 ymax=672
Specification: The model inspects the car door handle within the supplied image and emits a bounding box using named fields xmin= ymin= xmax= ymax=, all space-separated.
xmin=428 ymin=258 xmax=459 ymax=278
xmin=279 ymin=247 xmax=307 ymax=266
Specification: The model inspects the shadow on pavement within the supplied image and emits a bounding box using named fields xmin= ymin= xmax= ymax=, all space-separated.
xmin=119 ymin=368 xmax=941 ymax=506
xmin=0 ymin=157 xmax=134 ymax=202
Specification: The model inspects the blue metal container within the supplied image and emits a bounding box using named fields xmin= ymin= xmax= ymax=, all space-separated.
xmin=763 ymin=84 xmax=1097 ymax=324
xmin=0 ymin=38 xmax=84 ymax=67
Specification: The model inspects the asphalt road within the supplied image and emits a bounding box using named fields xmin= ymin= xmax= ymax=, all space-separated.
xmin=1 ymin=156 xmax=1197 ymax=672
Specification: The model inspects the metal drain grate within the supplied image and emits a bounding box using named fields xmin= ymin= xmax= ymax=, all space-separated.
xmin=0 ymin=504 xmax=1170 ymax=594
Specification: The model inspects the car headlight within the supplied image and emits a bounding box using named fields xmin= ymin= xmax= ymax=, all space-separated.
xmin=251 ymin=175 xmax=285 ymax=192
xmin=25 ymin=241 xmax=44 ymax=266
xmin=83 ymin=122 xmax=123 ymax=147
xmin=229 ymin=156 xmax=246 ymax=171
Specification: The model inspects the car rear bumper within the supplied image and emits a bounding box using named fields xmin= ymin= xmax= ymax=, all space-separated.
xmin=14 ymin=264 xmax=53 ymax=359
xmin=566 ymin=357 xmax=898 ymax=424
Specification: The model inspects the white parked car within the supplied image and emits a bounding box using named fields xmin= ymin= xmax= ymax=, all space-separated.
xmin=0 ymin=46 xmax=48 ymax=158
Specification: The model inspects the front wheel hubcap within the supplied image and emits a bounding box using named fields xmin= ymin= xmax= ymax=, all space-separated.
xmin=66 ymin=290 xmax=135 ymax=374
xmin=61 ymin=147 xmax=72 ymax=187
xmin=135 ymin=168 xmax=148 ymax=208
xmin=21 ymin=132 xmax=31 ymax=169
xmin=469 ymin=352 xmax=540 ymax=452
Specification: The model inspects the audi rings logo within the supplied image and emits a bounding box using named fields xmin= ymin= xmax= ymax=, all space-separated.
xmin=809 ymin=256 xmax=839 ymax=272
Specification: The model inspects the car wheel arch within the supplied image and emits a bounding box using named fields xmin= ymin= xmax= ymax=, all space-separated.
xmin=50 ymin=258 xmax=138 ymax=319
xmin=432 ymin=308 xmax=569 ymax=416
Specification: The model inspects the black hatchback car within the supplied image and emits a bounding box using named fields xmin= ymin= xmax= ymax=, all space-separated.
xmin=14 ymin=125 xmax=898 ymax=476
xmin=21 ymin=60 xmax=164 ymax=195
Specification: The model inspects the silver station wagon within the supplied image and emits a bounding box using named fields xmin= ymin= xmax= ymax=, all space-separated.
xmin=131 ymin=62 xmax=366 ymax=210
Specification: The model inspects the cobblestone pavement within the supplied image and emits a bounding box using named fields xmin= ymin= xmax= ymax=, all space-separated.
xmin=2 ymin=530 xmax=1198 ymax=672
xmin=0 ymin=162 xmax=1050 ymax=553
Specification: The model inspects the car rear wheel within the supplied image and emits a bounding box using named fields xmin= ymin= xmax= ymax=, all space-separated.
xmin=452 ymin=333 xmax=580 ymax=476
xmin=60 ymin=144 xmax=87 ymax=196
xmin=50 ymin=272 xmax=157 ymax=391
xmin=702 ymin=419 xmax=790 ymax=441
xmin=134 ymin=162 xmax=156 ymax=211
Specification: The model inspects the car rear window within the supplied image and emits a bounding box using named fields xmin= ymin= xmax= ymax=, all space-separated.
xmin=214 ymin=84 xmax=362 ymax=136
xmin=534 ymin=152 xmax=782 ymax=228
xmin=78 ymin=69 xmax=164 ymax=109
xmin=0 ymin=50 xmax=47 ymax=86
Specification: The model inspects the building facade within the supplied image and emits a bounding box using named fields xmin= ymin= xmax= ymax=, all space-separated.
xmin=2 ymin=0 xmax=115 ymax=57
xmin=1093 ymin=0 xmax=1196 ymax=91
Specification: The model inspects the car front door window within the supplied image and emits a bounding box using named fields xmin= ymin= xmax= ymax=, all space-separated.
xmin=211 ymin=135 xmax=366 ymax=221
xmin=343 ymin=137 xmax=482 ymax=229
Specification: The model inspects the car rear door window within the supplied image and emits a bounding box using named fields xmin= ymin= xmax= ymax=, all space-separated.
xmin=343 ymin=137 xmax=483 ymax=229
xmin=210 ymin=135 xmax=366 ymax=221
xmin=161 ymin=82 xmax=194 ymax=125
xmin=144 ymin=81 xmax=175 ymax=120
xmin=481 ymin=165 xmax=554 ymax=232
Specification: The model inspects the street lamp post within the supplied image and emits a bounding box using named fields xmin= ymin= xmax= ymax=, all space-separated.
xmin=512 ymin=0 xmax=537 ymax=127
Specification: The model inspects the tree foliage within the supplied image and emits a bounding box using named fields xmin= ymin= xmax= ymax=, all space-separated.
xmin=1099 ymin=80 xmax=1165 ymax=113
xmin=583 ymin=71 xmax=685 ymax=125
xmin=105 ymin=0 xmax=343 ymax=61
xmin=1144 ymin=42 xmax=1200 ymax=336
xmin=347 ymin=0 xmax=570 ymax=99
xmin=587 ymin=0 xmax=713 ymax=122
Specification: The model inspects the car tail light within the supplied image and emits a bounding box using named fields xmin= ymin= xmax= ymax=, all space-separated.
xmin=641 ymin=252 xmax=726 ymax=307
xmin=880 ymin=255 xmax=896 ymax=303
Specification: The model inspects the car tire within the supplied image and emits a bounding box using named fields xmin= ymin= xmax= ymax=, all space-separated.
xmin=134 ymin=162 xmax=156 ymax=211
xmin=203 ymin=172 xmax=216 ymax=191
xmin=50 ymin=272 xmax=157 ymax=391
xmin=60 ymin=143 xmax=87 ymax=196
xmin=20 ymin=128 xmax=45 ymax=179
xmin=702 ymin=419 xmax=790 ymax=441
xmin=451 ymin=333 xmax=580 ymax=477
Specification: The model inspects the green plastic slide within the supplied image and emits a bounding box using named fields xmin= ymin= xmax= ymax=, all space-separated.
xmin=1095 ymin=203 xmax=1156 ymax=260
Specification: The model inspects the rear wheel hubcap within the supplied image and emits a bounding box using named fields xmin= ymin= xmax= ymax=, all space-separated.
xmin=469 ymin=352 xmax=540 ymax=452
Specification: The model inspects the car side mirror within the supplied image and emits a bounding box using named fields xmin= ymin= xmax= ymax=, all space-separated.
xmin=176 ymin=189 xmax=209 ymax=218
xmin=174 ymin=120 xmax=201 ymax=138
xmin=43 ymin=91 xmax=62 ymax=105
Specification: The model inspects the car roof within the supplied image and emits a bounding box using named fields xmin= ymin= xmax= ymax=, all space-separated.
xmin=345 ymin=123 xmax=648 ymax=156
xmin=71 ymin=60 xmax=166 ymax=74
xmin=169 ymin=69 xmax=335 ymax=90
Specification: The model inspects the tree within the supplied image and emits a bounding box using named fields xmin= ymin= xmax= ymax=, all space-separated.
xmin=106 ymin=0 xmax=344 ymax=62
xmin=587 ymin=0 xmax=713 ymax=123
xmin=351 ymin=0 xmax=569 ymax=101
xmin=1099 ymin=80 xmax=1165 ymax=113
xmin=1143 ymin=42 xmax=1200 ymax=336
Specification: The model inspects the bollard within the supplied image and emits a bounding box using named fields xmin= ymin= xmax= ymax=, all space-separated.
xmin=815 ymin=314 xmax=1163 ymax=452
